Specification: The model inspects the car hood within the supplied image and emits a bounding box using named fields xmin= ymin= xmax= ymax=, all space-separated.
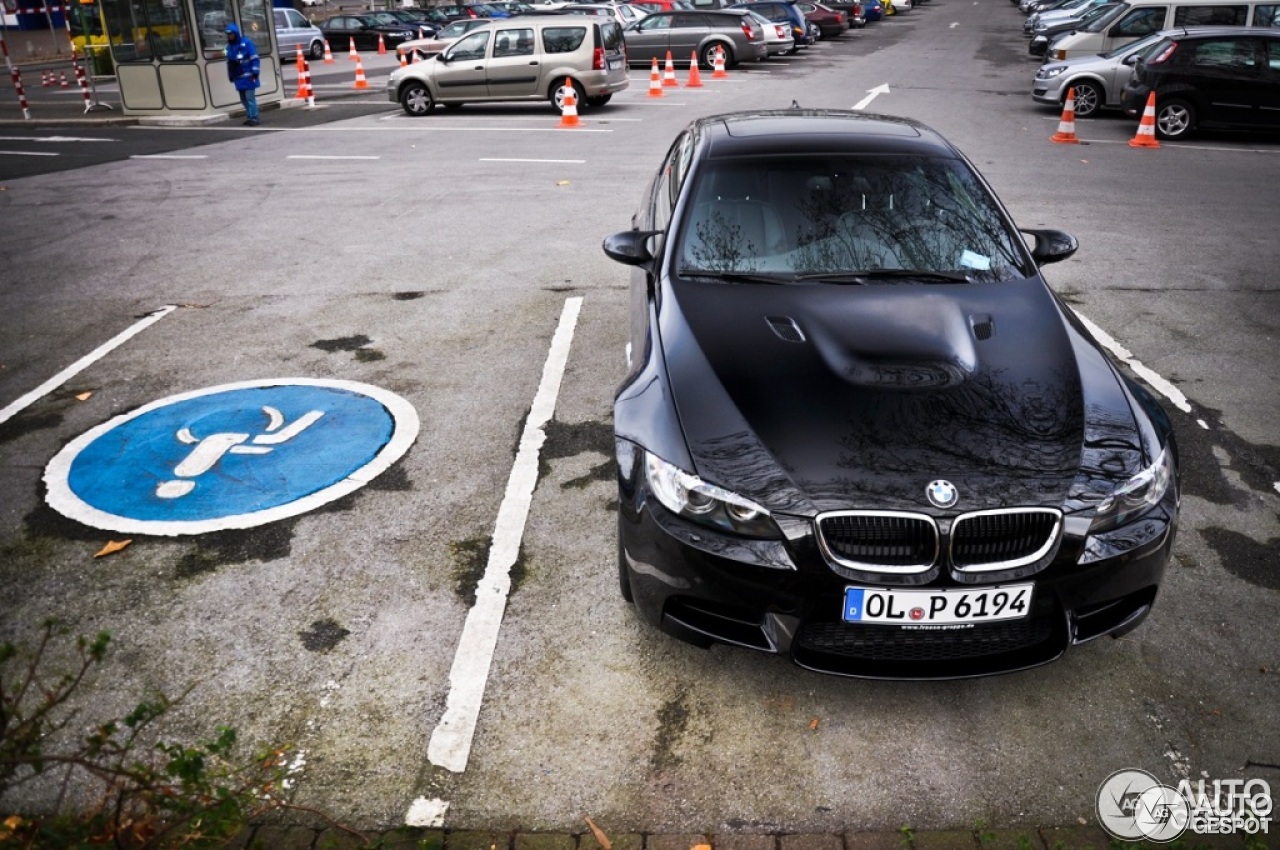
xmin=659 ymin=278 xmax=1132 ymax=516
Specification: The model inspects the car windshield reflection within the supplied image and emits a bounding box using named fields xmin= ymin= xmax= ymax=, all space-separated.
xmin=675 ymin=155 xmax=1030 ymax=283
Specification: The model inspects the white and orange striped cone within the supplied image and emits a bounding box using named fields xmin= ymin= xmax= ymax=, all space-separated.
xmin=353 ymin=54 xmax=369 ymax=89
xmin=413 ymin=51 xmax=422 ymax=63
xmin=348 ymin=38 xmax=358 ymax=60
xmin=378 ymin=32 xmax=386 ymax=55
xmin=418 ymin=26 xmax=428 ymax=39
xmin=323 ymin=39 xmax=334 ymax=63
xmin=295 ymin=44 xmax=305 ymax=75
xmin=1129 ymin=91 xmax=1160 ymax=149
xmin=685 ymin=50 xmax=703 ymax=87
xmin=1050 ymin=86 xmax=1079 ymax=144
xmin=399 ymin=50 xmax=407 ymax=67
xmin=41 ymin=71 xmax=52 ymax=87
xmin=558 ymin=77 xmax=580 ymax=128
xmin=712 ymin=45 xmax=728 ymax=79
xmin=648 ymin=57 xmax=663 ymax=98
xmin=297 ymin=59 xmax=315 ymax=106
xmin=662 ymin=50 xmax=678 ymax=87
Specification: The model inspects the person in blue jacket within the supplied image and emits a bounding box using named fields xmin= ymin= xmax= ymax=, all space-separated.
xmin=225 ymin=23 xmax=261 ymax=126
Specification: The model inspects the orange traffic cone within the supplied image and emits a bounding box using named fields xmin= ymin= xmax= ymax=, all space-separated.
xmin=1129 ymin=91 xmax=1160 ymax=149
xmin=558 ymin=77 xmax=580 ymax=128
xmin=41 ymin=71 xmax=52 ymax=86
xmin=353 ymin=54 xmax=369 ymax=89
xmin=1050 ymin=86 xmax=1079 ymax=144
xmin=59 ymin=72 xmax=69 ymax=88
xmin=297 ymin=58 xmax=314 ymax=106
xmin=648 ymin=57 xmax=663 ymax=98
xmin=295 ymin=44 xmax=305 ymax=74
xmin=378 ymin=33 xmax=386 ymax=55
xmin=662 ymin=50 xmax=678 ymax=87
xmin=685 ymin=50 xmax=703 ymax=87
xmin=323 ymin=39 xmax=334 ymax=63
xmin=399 ymin=50 xmax=407 ymax=67
xmin=348 ymin=38 xmax=358 ymax=60
xmin=712 ymin=45 xmax=728 ymax=79
xmin=413 ymin=51 xmax=422 ymax=63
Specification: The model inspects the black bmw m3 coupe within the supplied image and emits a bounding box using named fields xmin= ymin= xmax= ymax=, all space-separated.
xmin=604 ymin=109 xmax=1179 ymax=679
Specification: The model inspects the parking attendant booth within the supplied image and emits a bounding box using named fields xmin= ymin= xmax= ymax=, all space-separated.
xmin=99 ymin=0 xmax=281 ymax=119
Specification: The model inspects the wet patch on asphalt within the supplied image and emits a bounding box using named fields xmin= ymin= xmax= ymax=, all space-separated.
xmin=299 ymin=617 xmax=351 ymax=652
xmin=393 ymin=291 xmax=426 ymax=301
xmin=649 ymin=686 xmax=691 ymax=776
xmin=1201 ymin=528 xmax=1280 ymax=591
xmin=540 ymin=419 xmax=613 ymax=485
xmin=311 ymin=334 xmax=385 ymax=361
xmin=175 ymin=524 xmax=295 ymax=578
xmin=450 ymin=536 xmax=491 ymax=607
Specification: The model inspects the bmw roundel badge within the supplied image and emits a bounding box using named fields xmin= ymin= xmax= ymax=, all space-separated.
xmin=926 ymin=479 xmax=958 ymax=509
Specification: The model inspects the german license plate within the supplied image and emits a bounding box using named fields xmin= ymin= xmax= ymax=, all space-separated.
xmin=608 ymin=57 xmax=623 ymax=70
xmin=842 ymin=584 xmax=1033 ymax=625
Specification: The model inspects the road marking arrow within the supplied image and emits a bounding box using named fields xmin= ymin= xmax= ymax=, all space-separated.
xmin=853 ymin=83 xmax=890 ymax=111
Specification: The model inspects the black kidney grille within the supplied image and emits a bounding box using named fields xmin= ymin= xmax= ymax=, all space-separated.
xmin=797 ymin=617 xmax=1054 ymax=663
xmin=819 ymin=513 xmax=937 ymax=569
xmin=951 ymin=510 xmax=1060 ymax=570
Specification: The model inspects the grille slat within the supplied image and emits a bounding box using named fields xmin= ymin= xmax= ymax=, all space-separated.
xmin=951 ymin=509 xmax=1061 ymax=571
xmin=818 ymin=513 xmax=937 ymax=573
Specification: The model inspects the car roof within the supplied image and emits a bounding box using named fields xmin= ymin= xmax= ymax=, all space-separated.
xmin=691 ymin=110 xmax=960 ymax=159
xmin=1163 ymin=24 xmax=1280 ymax=38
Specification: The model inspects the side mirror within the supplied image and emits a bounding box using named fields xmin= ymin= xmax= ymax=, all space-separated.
xmin=1122 ymin=53 xmax=1138 ymax=66
xmin=1023 ymin=228 xmax=1079 ymax=265
xmin=603 ymin=230 xmax=661 ymax=265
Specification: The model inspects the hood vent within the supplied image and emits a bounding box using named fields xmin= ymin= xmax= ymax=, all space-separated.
xmin=766 ymin=315 xmax=806 ymax=343
xmin=970 ymin=314 xmax=995 ymax=341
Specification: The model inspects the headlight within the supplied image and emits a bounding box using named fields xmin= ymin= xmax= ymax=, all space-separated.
xmin=1037 ymin=66 xmax=1064 ymax=79
xmin=1089 ymin=445 xmax=1174 ymax=533
xmin=644 ymin=452 xmax=780 ymax=538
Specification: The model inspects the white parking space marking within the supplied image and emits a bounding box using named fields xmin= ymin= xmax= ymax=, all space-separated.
xmin=0 ymin=151 xmax=59 ymax=157
xmin=480 ymin=158 xmax=586 ymax=163
xmin=426 ymin=296 xmax=583 ymax=775
xmin=131 ymin=154 xmax=209 ymax=160
xmin=405 ymin=797 xmax=449 ymax=828
xmin=378 ymin=114 xmax=642 ymax=123
xmin=0 ymin=305 xmax=177 ymax=426
xmin=0 ymin=135 xmax=114 ymax=143
xmin=286 ymin=155 xmax=381 ymax=159
xmin=1076 ymin=312 xmax=1192 ymax=415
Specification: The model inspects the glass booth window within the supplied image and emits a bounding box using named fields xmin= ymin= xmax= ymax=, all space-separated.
xmin=197 ymin=0 xmax=270 ymax=57
xmin=101 ymin=0 xmax=197 ymax=61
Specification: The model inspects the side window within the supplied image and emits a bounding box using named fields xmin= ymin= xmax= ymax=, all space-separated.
xmin=494 ymin=27 xmax=534 ymax=55
xmin=448 ymin=29 xmax=490 ymax=60
xmin=1114 ymin=6 xmax=1165 ymax=36
xmin=639 ymin=14 xmax=673 ymax=29
xmin=542 ymin=25 xmax=587 ymax=51
xmin=286 ymin=9 xmax=305 ymax=27
xmin=1255 ymin=5 xmax=1280 ymax=26
xmin=671 ymin=12 xmax=707 ymax=25
xmin=274 ymin=9 xmax=286 ymax=27
xmin=1190 ymin=37 xmax=1257 ymax=69
xmin=651 ymin=132 xmax=694 ymax=232
xmin=1174 ymin=4 xmax=1247 ymax=24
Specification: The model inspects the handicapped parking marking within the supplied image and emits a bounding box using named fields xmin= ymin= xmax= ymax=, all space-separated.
xmin=44 ymin=378 xmax=419 ymax=536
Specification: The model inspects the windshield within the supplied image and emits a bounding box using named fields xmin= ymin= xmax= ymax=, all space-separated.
xmin=1103 ymin=26 xmax=1161 ymax=57
xmin=675 ymin=155 xmax=1030 ymax=283
xmin=1083 ymin=2 xmax=1125 ymax=31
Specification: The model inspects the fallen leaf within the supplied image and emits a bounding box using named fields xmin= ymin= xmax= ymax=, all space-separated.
xmin=93 ymin=539 xmax=132 ymax=558
xmin=1080 ymin=159 xmax=1089 ymax=164
xmin=1077 ymin=817 xmax=1088 ymax=826
xmin=809 ymin=718 xmax=820 ymax=731
xmin=691 ymin=844 xmax=712 ymax=850
xmin=584 ymin=815 xmax=612 ymax=850
xmin=76 ymin=391 xmax=93 ymax=401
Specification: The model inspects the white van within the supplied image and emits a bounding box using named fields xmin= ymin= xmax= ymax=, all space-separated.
xmin=1044 ymin=0 xmax=1279 ymax=59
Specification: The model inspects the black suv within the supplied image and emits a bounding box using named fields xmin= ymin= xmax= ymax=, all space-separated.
xmin=1120 ymin=26 xmax=1280 ymax=139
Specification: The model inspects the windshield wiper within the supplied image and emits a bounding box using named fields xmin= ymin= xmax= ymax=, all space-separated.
xmin=794 ymin=269 xmax=972 ymax=284
xmin=680 ymin=270 xmax=793 ymax=285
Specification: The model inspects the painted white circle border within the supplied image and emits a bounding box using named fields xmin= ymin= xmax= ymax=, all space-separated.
xmin=43 ymin=378 xmax=420 ymax=537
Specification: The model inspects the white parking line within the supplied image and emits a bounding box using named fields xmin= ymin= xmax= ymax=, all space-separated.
xmin=425 ymin=296 xmax=583 ymax=775
xmin=0 ymin=135 xmax=114 ymax=142
xmin=286 ymin=154 xmax=381 ymax=159
xmin=131 ymin=154 xmax=209 ymax=159
xmin=480 ymin=157 xmax=586 ymax=163
xmin=0 ymin=305 xmax=177 ymax=426
xmin=0 ymin=150 xmax=59 ymax=157
xmin=1076 ymin=311 xmax=1192 ymax=415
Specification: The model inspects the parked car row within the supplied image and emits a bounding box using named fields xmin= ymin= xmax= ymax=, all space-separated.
xmin=1014 ymin=0 xmax=1280 ymax=139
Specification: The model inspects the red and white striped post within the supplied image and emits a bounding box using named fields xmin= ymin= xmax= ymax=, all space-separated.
xmin=1 ymin=31 xmax=33 ymax=120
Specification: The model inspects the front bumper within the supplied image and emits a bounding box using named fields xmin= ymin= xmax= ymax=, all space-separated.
xmin=617 ymin=455 xmax=1175 ymax=680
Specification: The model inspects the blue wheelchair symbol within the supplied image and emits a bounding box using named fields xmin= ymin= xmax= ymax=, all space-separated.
xmin=44 ymin=379 xmax=419 ymax=535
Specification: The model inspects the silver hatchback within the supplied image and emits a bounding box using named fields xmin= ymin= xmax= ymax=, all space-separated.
xmin=1031 ymin=28 xmax=1168 ymax=116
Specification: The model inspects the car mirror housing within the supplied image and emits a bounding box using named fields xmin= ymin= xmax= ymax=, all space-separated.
xmin=603 ymin=230 xmax=661 ymax=265
xmin=1023 ymin=228 xmax=1079 ymax=265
